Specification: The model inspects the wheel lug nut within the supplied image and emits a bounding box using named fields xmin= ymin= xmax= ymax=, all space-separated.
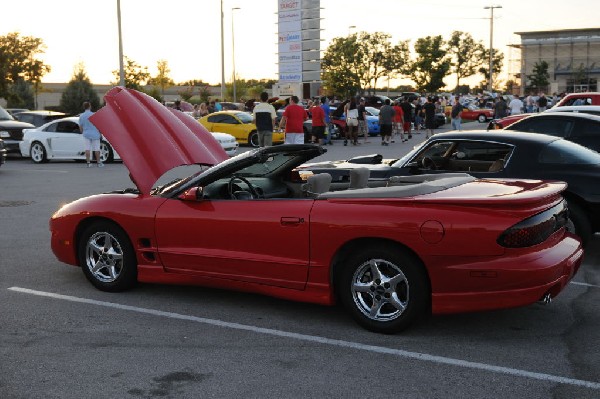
xmin=370 ymin=286 xmax=376 ymax=292
xmin=384 ymin=283 xmax=390 ymax=288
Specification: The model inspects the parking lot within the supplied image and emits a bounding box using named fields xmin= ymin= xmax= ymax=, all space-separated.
xmin=1 ymin=125 xmax=599 ymax=398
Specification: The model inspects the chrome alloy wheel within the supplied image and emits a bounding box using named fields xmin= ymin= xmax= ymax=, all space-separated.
xmin=351 ymin=259 xmax=409 ymax=322
xmin=30 ymin=142 xmax=46 ymax=163
xmin=85 ymin=231 xmax=124 ymax=283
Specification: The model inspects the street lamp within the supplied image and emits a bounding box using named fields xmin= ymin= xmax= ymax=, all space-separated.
xmin=484 ymin=5 xmax=502 ymax=93
xmin=348 ymin=25 xmax=356 ymax=35
xmin=220 ymin=0 xmax=225 ymax=101
xmin=232 ymin=7 xmax=241 ymax=102
xmin=117 ymin=0 xmax=125 ymax=86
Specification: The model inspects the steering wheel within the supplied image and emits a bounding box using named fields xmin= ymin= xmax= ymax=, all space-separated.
xmin=421 ymin=156 xmax=438 ymax=170
xmin=227 ymin=176 xmax=260 ymax=199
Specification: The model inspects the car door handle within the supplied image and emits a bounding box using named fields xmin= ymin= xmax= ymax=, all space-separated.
xmin=280 ymin=217 xmax=304 ymax=226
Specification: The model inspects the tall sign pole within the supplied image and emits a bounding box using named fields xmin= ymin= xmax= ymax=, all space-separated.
xmin=117 ymin=0 xmax=125 ymax=87
xmin=220 ymin=0 xmax=226 ymax=100
xmin=484 ymin=5 xmax=502 ymax=92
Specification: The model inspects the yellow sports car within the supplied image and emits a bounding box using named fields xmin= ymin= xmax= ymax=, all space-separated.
xmin=198 ymin=111 xmax=284 ymax=147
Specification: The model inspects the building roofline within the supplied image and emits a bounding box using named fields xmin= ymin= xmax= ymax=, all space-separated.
xmin=515 ymin=27 xmax=600 ymax=36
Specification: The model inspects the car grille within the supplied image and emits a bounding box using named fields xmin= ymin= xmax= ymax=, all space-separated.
xmin=0 ymin=127 xmax=24 ymax=140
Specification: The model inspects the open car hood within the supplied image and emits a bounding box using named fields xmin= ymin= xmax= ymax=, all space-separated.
xmin=91 ymin=87 xmax=227 ymax=195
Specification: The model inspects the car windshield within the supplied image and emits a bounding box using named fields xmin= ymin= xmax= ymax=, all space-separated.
xmin=539 ymin=140 xmax=600 ymax=165
xmin=365 ymin=107 xmax=380 ymax=116
xmin=0 ymin=107 xmax=15 ymax=121
xmin=235 ymin=112 xmax=253 ymax=123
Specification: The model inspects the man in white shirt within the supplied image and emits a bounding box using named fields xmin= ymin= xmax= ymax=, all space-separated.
xmin=508 ymin=97 xmax=524 ymax=115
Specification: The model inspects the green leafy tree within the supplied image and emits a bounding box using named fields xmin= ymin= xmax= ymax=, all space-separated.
xmin=111 ymin=56 xmax=150 ymax=90
xmin=322 ymin=32 xmax=410 ymax=98
xmin=447 ymin=31 xmax=485 ymax=89
xmin=6 ymin=79 xmax=34 ymax=108
xmin=0 ymin=32 xmax=51 ymax=104
xmin=409 ymin=35 xmax=451 ymax=93
xmin=147 ymin=59 xmax=174 ymax=99
xmin=477 ymin=48 xmax=504 ymax=90
xmin=528 ymin=61 xmax=550 ymax=90
xmin=60 ymin=63 xmax=100 ymax=114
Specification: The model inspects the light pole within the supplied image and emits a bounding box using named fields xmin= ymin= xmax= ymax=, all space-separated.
xmin=484 ymin=5 xmax=502 ymax=93
xmin=220 ymin=0 xmax=225 ymax=101
xmin=348 ymin=25 xmax=356 ymax=35
xmin=117 ymin=0 xmax=125 ymax=87
xmin=232 ymin=7 xmax=240 ymax=102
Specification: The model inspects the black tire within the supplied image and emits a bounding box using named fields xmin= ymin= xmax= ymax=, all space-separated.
xmin=339 ymin=244 xmax=429 ymax=333
xmin=567 ymin=200 xmax=592 ymax=247
xmin=30 ymin=142 xmax=48 ymax=163
xmin=248 ymin=131 xmax=259 ymax=147
xmin=78 ymin=221 xmax=137 ymax=292
xmin=100 ymin=141 xmax=114 ymax=163
xmin=478 ymin=114 xmax=487 ymax=123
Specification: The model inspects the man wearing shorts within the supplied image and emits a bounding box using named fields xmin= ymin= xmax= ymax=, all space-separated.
xmin=279 ymin=95 xmax=307 ymax=144
xmin=378 ymin=99 xmax=395 ymax=146
xmin=79 ymin=101 xmax=103 ymax=167
xmin=310 ymin=100 xmax=326 ymax=144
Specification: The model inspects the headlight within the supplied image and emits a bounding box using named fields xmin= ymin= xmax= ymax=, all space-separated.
xmin=0 ymin=131 xmax=10 ymax=138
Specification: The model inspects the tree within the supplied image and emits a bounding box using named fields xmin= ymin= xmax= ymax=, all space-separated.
xmin=0 ymin=32 xmax=51 ymax=104
xmin=528 ymin=61 xmax=550 ymax=91
xmin=6 ymin=79 xmax=34 ymax=108
xmin=322 ymin=32 xmax=410 ymax=98
xmin=447 ymin=31 xmax=485 ymax=89
xmin=409 ymin=35 xmax=451 ymax=93
xmin=147 ymin=59 xmax=174 ymax=99
xmin=60 ymin=63 xmax=100 ymax=115
xmin=111 ymin=56 xmax=150 ymax=90
xmin=477 ymin=48 xmax=504 ymax=91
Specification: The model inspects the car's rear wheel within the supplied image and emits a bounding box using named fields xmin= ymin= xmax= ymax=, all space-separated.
xmin=30 ymin=142 xmax=48 ymax=163
xmin=100 ymin=142 xmax=114 ymax=163
xmin=478 ymin=114 xmax=487 ymax=123
xmin=567 ymin=200 xmax=592 ymax=247
xmin=78 ymin=221 xmax=137 ymax=292
xmin=248 ymin=131 xmax=259 ymax=147
xmin=339 ymin=244 xmax=429 ymax=333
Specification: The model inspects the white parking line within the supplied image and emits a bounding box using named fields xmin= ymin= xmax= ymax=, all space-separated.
xmin=8 ymin=286 xmax=600 ymax=391
xmin=571 ymin=281 xmax=600 ymax=288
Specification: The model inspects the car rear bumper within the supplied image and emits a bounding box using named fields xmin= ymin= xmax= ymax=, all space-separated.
xmin=431 ymin=234 xmax=584 ymax=314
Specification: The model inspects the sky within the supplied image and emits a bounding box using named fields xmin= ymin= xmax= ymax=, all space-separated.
xmin=2 ymin=0 xmax=599 ymax=90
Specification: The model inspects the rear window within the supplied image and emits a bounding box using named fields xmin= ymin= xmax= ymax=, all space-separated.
xmin=539 ymin=140 xmax=600 ymax=164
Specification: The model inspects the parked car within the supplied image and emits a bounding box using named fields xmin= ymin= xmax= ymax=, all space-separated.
xmin=198 ymin=111 xmax=284 ymax=147
xmin=19 ymin=117 xmax=121 ymax=164
xmin=500 ymin=112 xmax=600 ymax=152
xmin=0 ymin=138 xmax=6 ymax=166
xmin=299 ymin=131 xmax=600 ymax=246
xmin=363 ymin=95 xmax=391 ymax=109
xmin=554 ymin=92 xmax=600 ymax=107
xmin=489 ymin=96 xmax=600 ymax=129
xmin=460 ymin=104 xmax=494 ymax=123
xmin=5 ymin=108 xmax=29 ymax=116
xmin=49 ymin=87 xmax=583 ymax=334
xmin=209 ymin=132 xmax=239 ymax=156
xmin=0 ymin=105 xmax=36 ymax=153
xmin=14 ymin=110 xmax=68 ymax=127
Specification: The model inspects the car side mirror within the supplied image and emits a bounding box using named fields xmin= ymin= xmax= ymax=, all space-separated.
xmin=179 ymin=186 xmax=204 ymax=201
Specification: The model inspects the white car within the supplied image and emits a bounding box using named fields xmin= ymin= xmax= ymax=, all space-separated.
xmin=19 ymin=117 xmax=120 ymax=164
xmin=210 ymin=131 xmax=239 ymax=156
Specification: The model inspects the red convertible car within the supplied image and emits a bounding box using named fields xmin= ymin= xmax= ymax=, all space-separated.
xmin=50 ymin=87 xmax=583 ymax=333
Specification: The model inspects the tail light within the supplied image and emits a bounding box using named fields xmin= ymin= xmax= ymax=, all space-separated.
xmin=497 ymin=201 xmax=569 ymax=248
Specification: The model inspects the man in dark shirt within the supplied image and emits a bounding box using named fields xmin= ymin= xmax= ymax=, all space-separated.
xmin=378 ymin=99 xmax=395 ymax=146
xmin=423 ymin=96 xmax=437 ymax=139
xmin=252 ymin=92 xmax=277 ymax=147
xmin=400 ymin=97 xmax=413 ymax=139
xmin=493 ymin=97 xmax=508 ymax=119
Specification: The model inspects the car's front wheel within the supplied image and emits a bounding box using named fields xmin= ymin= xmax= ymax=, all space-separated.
xmin=30 ymin=142 xmax=48 ymax=163
xmin=478 ymin=114 xmax=487 ymax=123
xmin=78 ymin=221 xmax=137 ymax=292
xmin=339 ymin=244 xmax=429 ymax=333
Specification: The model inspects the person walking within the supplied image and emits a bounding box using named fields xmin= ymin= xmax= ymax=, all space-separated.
xmin=493 ymin=96 xmax=508 ymax=119
xmin=378 ymin=99 xmax=395 ymax=146
xmin=252 ymin=92 xmax=277 ymax=147
xmin=450 ymin=96 xmax=463 ymax=131
xmin=357 ymin=97 xmax=369 ymax=143
xmin=79 ymin=101 xmax=103 ymax=168
xmin=278 ymin=95 xmax=307 ymax=144
xmin=537 ymin=93 xmax=548 ymax=112
xmin=423 ymin=96 xmax=437 ymax=138
xmin=321 ymin=96 xmax=333 ymax=145
xmin=392 ymin=99 xmax=405 ymax=142
xmin=344 ymin=97 xmax=359 ymax=145
xmin=400 ymin=97 xmax=413 ymax=139
xmin=310 ymin=99 xmax=326 ymax=145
